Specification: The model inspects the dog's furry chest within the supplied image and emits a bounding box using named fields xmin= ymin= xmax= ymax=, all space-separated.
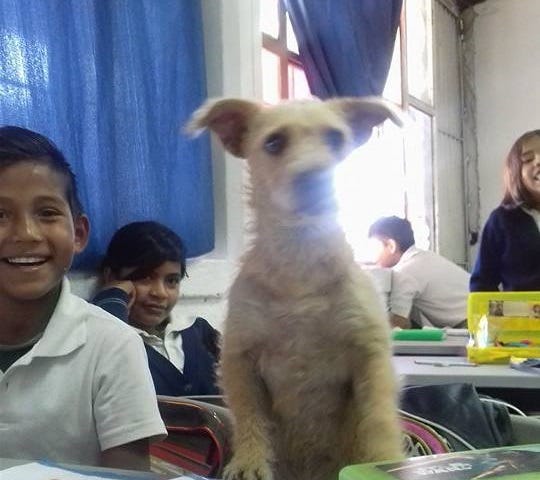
xmin=226 ymin=264 xmax=388 ymax=420
xmin=254 ymin=298 xmax=356 ymax=418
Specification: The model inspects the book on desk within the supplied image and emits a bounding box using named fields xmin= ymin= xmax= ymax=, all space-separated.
xmin=340 ymin=444 xmax=540 ymax=480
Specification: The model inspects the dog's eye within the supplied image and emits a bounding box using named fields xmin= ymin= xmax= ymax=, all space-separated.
xmin=324 ymin=128 xmax=345 ymax=152
xmin=264 ymin=132 xmax=287 ymax=155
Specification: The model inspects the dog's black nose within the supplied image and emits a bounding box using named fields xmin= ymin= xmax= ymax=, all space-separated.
xmin=293 ymin=169 xmax=337 ymax=216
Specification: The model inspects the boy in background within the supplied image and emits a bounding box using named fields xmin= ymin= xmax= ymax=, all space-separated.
xmin=0 ymin=126 xmax=166 ymax=470
xmin=368 ymin=216 xmax=470 ymax=329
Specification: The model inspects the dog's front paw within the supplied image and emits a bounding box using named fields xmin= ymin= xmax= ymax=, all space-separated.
xmin=223 ymin=456 xmax=273 ymax=480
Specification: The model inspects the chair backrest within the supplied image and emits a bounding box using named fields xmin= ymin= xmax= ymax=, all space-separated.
xmin=151 ymin=396 xmax=233 ymax=478
xmin=399 ymin=383 xmax=515 ymax=457
xmin=399 ymin=414 xmax=453 ymax=456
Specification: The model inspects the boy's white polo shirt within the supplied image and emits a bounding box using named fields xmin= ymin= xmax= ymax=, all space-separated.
xmin=389 ymin=246 xmax=470 ymax=328
xmin=0 ymin=279 xmax=166 ymax=466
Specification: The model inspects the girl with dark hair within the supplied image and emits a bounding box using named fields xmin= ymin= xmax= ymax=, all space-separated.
xmin=471 ymin=130 xmax=540 ymax=291
xmin=93 ymin=221 xmax=220 ymax=396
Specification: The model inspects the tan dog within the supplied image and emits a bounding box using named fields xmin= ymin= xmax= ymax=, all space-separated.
xmin=189 ymin=97 xmax=404 ymax=480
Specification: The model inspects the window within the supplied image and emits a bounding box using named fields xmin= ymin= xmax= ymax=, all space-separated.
xmin=261 ymin=1 xmax=311 ymax=102
xmin=260 ymin=0 xmax=435 ymax=262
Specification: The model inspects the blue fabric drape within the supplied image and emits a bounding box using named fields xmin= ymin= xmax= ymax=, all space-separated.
xmin=0 ymin=0 xmax=213 ymax=268
xmin=283 ymin=0 xmax=402 ymax=98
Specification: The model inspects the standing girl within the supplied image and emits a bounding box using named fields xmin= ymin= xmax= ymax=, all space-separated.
xmin=470 ymin=129 xmax=540 ymax=291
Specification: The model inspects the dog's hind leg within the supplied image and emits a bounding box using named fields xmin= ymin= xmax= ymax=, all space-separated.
xmin=221 ymin=349 xmax=275 ymax=480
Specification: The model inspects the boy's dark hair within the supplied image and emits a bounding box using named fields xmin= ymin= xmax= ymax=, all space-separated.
xmin=102 ymin=221 xmax=187 ymax=281
xmin=0 ymin=125 xmax=83 ymax=216
xmin=368 ymin=216 xmax=415 ymax=252
xmin=501 ymin=129 xmax=540 ymax=208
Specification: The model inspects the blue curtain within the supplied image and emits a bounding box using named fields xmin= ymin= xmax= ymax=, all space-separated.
xmin=283 ymin=0 xmax=402 ymax=98
xmin=0 ymin=0 xmax=214 ymax=269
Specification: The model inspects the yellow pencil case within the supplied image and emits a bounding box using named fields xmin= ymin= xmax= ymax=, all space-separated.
xmin=467 ymin=291 xmax=540 ymax=364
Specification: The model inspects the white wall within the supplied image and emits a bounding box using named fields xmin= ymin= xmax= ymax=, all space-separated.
xmin=176 ymin=0 xmax=261 ymax=329
xmin=473 ymin=0 xmax=540 ymax=226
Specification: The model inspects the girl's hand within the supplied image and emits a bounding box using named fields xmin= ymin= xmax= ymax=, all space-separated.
xmin=105 ymin=279 xmax=137 ymax=309
xmin=103 ymin=268 xmax=137 ymax=309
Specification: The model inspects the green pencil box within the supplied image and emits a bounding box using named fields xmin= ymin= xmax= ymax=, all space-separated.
xmin=391 ymin=329 xmax=445 ymax=341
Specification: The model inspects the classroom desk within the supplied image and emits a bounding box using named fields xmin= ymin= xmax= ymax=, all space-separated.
xmin=392 ymin=336 xmax=468 ymax=356
xmin=393 ymin=355 xmax=540 ymax=389
xmin=394 ymin=355 xmax=540 ymax=414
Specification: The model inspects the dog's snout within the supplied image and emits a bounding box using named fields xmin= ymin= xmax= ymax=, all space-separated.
xmin=293 ymin=169 xmax=337 ymax=216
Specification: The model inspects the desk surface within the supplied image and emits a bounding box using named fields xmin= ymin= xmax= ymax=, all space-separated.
xmin=393 ymin=336 xmax=468 ymax=356
xmin=0 ymin=459 xmax=189 ymax=479
xmin=393 ymin=355 xmax=540 ymax=389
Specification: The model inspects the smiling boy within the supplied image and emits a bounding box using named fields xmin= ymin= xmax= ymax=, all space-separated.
xmin=0 ymin=126 xmax=166 ymax=470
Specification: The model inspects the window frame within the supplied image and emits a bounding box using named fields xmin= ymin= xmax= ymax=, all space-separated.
xmin=261 ymin=0 xmax=437 ymax=253
xmin=261 ymin=0 xmax=302 ymax=100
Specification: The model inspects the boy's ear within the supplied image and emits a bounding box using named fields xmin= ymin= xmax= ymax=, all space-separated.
xmin=384 ymin=238 xmax=398 ymax=255
xmin=73 ymin=214 xmax=90 ymax=254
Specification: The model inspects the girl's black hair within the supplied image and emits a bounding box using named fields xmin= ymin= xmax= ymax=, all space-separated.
xmin=0 ymin=125 xmax=83 ymax=216
xmin=102 ymin=221 xmax=187 ymax=281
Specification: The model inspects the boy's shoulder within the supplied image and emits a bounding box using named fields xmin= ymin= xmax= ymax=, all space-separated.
xmin=48 ymin=279 xmax=140 ymax=343
xmin=27 ymin=280 xmax=143 ymax=366
xmin=75 ymin=296 xmax=137 ymax=335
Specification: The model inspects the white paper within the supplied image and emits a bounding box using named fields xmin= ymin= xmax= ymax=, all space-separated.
xmin=1 ymin=462 xmax=134 ymax=480
xmin=168 ymin=477 xmax=202 ymax=480
xmin=444 ymin=328 xmax=470 ymax=337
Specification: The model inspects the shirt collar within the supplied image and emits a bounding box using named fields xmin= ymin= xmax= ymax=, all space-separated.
xmin=131 ymin=309 xmax=198 ymax=340
xmin=17 ymin=278 xmax=87 ymax=362
xmin=521 ymin=205 xmax=540 ymax=221
xmin=396 ymin=245 xmax=421 ymax=265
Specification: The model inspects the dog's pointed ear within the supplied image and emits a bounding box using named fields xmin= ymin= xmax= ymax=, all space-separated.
xmin=330 ymin=97 xmax=405 ymax=146
xmin=186 ymin=98 xmax=262 ymax=158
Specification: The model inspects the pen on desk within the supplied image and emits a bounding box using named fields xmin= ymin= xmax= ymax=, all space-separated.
xmin=414 ymin=360 xmax=478 ymax=367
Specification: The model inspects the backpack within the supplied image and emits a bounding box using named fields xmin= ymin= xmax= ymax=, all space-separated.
xmin=150 ymin=396 xmax=232 ymax=478
xmin=399 ymin=383 xmax=515 ymax=457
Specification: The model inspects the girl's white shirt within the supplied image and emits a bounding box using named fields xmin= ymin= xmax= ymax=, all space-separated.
xmin=521 ymin=206 xmax=540 ymax=231
xmin=131 ymin=309 xmax=198 ymax=372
